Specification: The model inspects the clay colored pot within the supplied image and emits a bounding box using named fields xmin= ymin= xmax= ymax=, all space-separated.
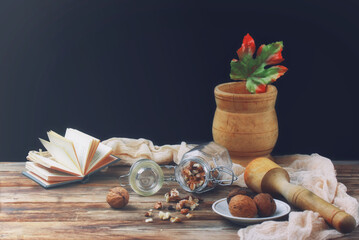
xmin=212 ymin=81 xmax=278 ymax=166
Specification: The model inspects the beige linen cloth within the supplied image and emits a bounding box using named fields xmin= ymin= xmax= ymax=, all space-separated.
xmin=103 ymin=138 xmax=359 ymax=240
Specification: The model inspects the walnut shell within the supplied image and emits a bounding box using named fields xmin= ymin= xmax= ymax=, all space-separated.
xmin=227 ymin=187 xmax=256 ymax=203
xmin=229 ymin=194 xmax=257 ymax=218
xmin=106 ymin=187 xmax=129 ymax=209
xmin=253 ymin=193 xmax=276 ymax=217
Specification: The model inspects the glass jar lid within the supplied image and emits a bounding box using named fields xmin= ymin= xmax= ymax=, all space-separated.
xmin=122 ymin=159 xmax=164 ymax=196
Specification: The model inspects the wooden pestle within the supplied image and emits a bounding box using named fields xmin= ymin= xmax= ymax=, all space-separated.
xmin=244 ymin=157 xmax=356 ymax=233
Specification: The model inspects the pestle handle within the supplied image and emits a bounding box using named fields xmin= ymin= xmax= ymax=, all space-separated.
xmin=263 ymin=168 xmax=356 ymax=234
xmin=283 ymin=183 xmax=355 ymax=233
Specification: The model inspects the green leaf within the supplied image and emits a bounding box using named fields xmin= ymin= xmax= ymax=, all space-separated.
xmin=230 ymin=55 xmax=254 ymax=80
xmin=230 ymin=35 xmax=288 ymax=93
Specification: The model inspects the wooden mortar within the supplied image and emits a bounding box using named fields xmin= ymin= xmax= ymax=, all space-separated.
xmin=244 ymin=157 xmax=356 ymax=233
xmin=212 ymin=81 xmax=278 ymax=166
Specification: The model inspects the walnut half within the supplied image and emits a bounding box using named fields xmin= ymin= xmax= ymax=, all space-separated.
xmin=176 ymin=198 xmax=199 ymax=211
xmin=165 ymin=188 xmax=181 ymax=202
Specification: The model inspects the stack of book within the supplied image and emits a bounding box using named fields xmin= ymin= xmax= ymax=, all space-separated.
xmin=23 ymin=128 xmax=120 ymax=188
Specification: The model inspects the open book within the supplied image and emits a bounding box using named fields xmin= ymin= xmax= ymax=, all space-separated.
xmin=23 ymin=128 xmax=120 ymax=188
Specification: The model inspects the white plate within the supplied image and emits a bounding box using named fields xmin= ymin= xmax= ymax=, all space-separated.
xmin=212 ymin=198 xmax=291 ymax=225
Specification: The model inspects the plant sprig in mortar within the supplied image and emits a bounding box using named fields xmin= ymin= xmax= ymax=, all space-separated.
xmin=230 ymin=34 xmax=288 ymax=93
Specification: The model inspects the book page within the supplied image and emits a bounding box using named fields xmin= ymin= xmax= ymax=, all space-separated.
xmin=24 ymin=171 xmax=81 ymax=188
xmin=65 ymin=128 xmax=92 ymax=173
xmin=27 ymin=151 xmax=82 ymax=176
xmin=64 ymin=128 xmax=100 ymax=173
xmin=47 ymin=131 xmax=81 ymax=173
xmin=24 ymin=171 xmax=58 ymax=187
xmin=26 ymin=162 xmax=83 ymax=182
xmin=87 ymin=155 xmax=118 ymax=175
xmin=39 ymin=138 xmax=82 ymax=175
xmin=86 ymin=143 xmax=112 ymax=174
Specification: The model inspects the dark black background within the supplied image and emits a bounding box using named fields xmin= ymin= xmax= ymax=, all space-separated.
xmin=0 ymin=0 xmax=358 ymax=161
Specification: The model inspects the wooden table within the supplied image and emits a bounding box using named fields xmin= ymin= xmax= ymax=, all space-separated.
xmin=1 ymin=161 xmax=358 ymax=239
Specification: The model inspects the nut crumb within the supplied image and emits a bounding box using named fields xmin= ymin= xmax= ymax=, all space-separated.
xmin=193 ymin=163 xmax=200 ymax=168
xmin=186 ymin=213 xmax=193 ymax=219
xmin=182 ymin=195 xmax=202 ymax=203
xmin=145 ymin=211 xmax=153 ymax=217
xmin=176 ymin=199 xmax=199 ymax=211
xmin=165 ymin=188 xmax=181 ymax=202
xmin=158 ymin=211 xmax=171 ymax=220
xmin=145 ymin=218 xmax=153 ymax=223
xmin=154 ymin=201 xmax=163 ymax=210
xmin=180 ymin=208 xmax=189 ymax=214
xmin=170 ymin=217 xmax=182 ymax=223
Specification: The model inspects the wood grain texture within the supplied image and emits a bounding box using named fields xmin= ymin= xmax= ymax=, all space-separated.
xmin=1 ymin=162 xmax=358 ymax=239
xmin=212 ymin=81 xmax=278 ymax=166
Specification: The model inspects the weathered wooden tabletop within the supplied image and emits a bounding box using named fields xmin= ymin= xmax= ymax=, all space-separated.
xmin=0 ymin=161 xmax=358 ymax=239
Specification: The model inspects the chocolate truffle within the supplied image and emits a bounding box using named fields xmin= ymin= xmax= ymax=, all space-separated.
xmin=229 ymin=194 xmax=257 ymax=218
xmin=253 ymin=193 xmax=276 ymax=217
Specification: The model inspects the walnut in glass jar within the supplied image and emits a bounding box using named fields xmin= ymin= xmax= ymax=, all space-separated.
xmin=181 ymin=161 xmax=206 ymax=191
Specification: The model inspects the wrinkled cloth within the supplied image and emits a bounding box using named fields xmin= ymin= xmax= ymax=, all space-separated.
xmin=102 ymin=137 xmax=193 ymax=165
xmin=102 ymin=138 xmax=359 ymax=240
xmin=237 ymin=154 xmax=359 ymax=240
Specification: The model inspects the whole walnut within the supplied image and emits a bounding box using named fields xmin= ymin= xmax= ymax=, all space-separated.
xmin=227 ymin=187 xmax=256 ymax=203
xmin=253 ymin=193 xmax=276 ymax=217
xmin=229 ymin=194 xmax=257 ymax=218
xmin=106 ymin=187 xmax=129 ymax=209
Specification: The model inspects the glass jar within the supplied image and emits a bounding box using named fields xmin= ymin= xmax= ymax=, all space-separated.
xmin=119 ymin=142 xmax=237 ymax=196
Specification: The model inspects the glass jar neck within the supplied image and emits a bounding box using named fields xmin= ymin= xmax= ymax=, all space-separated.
xmin=175 ymin=157 xmax=211 ymax=193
